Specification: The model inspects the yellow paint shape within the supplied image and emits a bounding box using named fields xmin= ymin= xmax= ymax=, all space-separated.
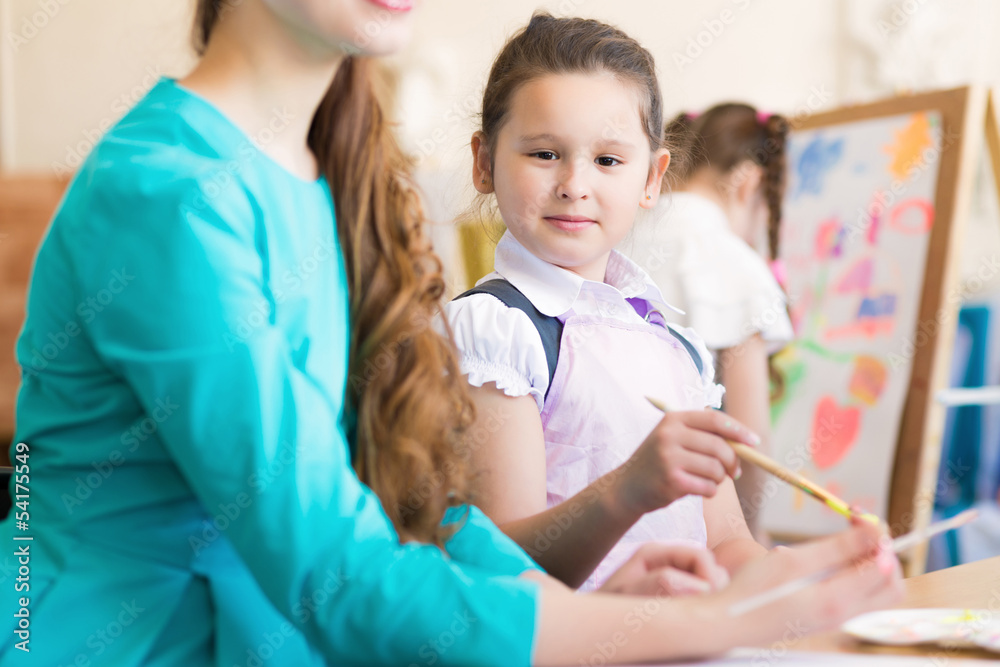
xmin=885 ymin=113 xmax=934 ymax=182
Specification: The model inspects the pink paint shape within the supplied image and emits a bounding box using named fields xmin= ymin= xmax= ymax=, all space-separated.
xmin=790 ymin=291 xmax=812 ymax=335
xmin=889 ymin=198 xmax=934 ymax=235
xmin=811 ymin=396 xmax=861 ymax=469
xmin=834 ymin=257 xmax=873 ymax=294
xmin=814 ymin=218 xmax=841 ymax=259
xmin=866 ymin=201 xmax=883 ymax=246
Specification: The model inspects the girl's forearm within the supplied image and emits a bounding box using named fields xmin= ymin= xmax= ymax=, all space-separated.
xmin=712 ymin=535 xmax=768 ymax=574
xmin=500 ymin=473 xmax=643 ymax=588
xmin=532 ymin=587 xmax=736 ymax=665
xmin=717 ymin=337 xmax=772 ymax=539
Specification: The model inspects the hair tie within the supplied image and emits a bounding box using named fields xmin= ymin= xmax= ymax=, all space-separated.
xmin=756 ymin=111 xmax=773 ymax=124
xmin=683 ymin=111 xmax=700 ymax=121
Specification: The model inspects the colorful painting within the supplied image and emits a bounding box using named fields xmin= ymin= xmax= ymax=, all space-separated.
xmin=761 ymin=111 xmax=943 ymax=537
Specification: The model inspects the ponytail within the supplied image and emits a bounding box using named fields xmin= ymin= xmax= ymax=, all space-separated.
xmin=760 ymin=114 xmax=789 ymax=261
xmin=759 ymin=113 xmax=789 ymax=401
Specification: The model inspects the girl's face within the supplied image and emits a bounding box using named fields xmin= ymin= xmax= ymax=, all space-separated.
xmin=474 ymin=72 xmax=669 ymax=282
xmin=262 ymin=0 xmax=418 ymax=56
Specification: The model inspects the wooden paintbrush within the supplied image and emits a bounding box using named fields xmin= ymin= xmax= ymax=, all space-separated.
xmin=644 ymin=396 xmax=881 ymax=525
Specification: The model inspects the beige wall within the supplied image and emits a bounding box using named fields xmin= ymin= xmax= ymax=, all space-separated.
xmin=1 ymin=0 xmax=998 ymax=292
xmin=399 ymin=0 xmax=841 ymax=155
xmin=1 ymin=0 xmax=197 ymax=172
xmin=1 ymin=0 xmax=845 ymax=173
xmin=392 ymin=0 xmax=843 ymax=188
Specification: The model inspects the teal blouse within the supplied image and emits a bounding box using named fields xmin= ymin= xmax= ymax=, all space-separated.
xmin=0 ymin=79 xmax=539 ymax=666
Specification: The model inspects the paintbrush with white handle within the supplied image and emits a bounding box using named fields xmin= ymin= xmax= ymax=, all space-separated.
xmin=727 ymin=509 xmax=980 ymax=617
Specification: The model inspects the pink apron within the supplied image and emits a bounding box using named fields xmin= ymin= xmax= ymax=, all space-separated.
xmin=541 ymin=302 xmax=709 ymax=591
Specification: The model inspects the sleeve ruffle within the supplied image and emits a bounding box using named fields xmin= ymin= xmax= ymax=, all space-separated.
xmin=443 ymin=294 xmax=550 ymax=412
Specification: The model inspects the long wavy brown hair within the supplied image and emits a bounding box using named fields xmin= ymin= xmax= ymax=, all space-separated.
xmin=196 ymin=1 xmax=474 ymax=545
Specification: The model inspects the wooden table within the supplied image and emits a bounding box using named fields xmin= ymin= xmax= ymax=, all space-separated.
xmin=794 ymin=555 xmax=1000 ymax=659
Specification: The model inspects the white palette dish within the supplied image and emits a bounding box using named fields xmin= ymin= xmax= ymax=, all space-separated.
xmin=843 ymin=608 xmax=1000 ymax=653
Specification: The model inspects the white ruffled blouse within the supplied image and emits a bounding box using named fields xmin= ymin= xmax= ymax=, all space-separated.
xmin=619 ymin=192 xmax=793 ymax=353
xmin=444 ymin=231 xmax=724 ymax=412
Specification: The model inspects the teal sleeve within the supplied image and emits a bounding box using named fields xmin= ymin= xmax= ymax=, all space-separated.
xmin=73 ymin=178 xmax=540 ymax=666
xmin=444 ymin=506 xmax=543 ymax=575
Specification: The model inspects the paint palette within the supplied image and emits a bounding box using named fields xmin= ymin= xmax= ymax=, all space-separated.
xmin=843 ymin=609 xmax=1000 ymax=652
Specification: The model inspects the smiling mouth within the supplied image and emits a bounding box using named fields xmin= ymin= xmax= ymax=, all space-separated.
xmin=365 ymin=0 xmax=414 ymax=12
xmin=545 ymin=215 xmax=596 ymax=232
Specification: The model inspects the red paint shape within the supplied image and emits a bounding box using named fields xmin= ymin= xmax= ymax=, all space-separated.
xmin=811 ymin=396 xmax=861 ymax=470
xmin=824 ymin=319 xmax=894 ymax=341
xmin=889 ymin=198 xmax=934 ymax=235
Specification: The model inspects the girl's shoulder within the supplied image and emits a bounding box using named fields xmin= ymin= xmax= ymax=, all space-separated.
xmin=674 ymin=235 xmax=792 ymax=350
xmin=631 ymin=195 xmax=792 ymax=350
xmin=444 ymin=281 xmax=551 ymax=411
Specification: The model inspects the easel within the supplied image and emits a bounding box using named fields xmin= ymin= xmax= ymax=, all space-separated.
xmin=898 ymin=86 xmax=1000 ymax=575
xmin=769 ymin=86 xmax=1000 ymax=576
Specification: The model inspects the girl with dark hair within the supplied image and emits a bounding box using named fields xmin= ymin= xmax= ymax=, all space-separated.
xmin=0 ymin=4 xmax=899 ymax=665
xmin=446 ymin=13 xmax=764 ymax=593
xmin=444 ymin=11 xmax=888 ymax=605
xmin=621 ymin=103 xmax=794 ymax=538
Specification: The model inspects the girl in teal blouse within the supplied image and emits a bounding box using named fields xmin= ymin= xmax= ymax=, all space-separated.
xmin=0 ymin=2 xmax=903 ymax=665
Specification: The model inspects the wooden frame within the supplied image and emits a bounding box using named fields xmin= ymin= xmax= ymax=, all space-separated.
xmin=776 ymin=86 xmax=999 ymax=575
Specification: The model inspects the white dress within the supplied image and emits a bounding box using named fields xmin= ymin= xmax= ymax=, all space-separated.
xmin=618 ymin=191 xmax=793 ymax=356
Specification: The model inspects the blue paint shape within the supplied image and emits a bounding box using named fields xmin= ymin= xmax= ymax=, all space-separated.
xmin=795 ymin=136 xmax=844 ymax=198
xmin=857 ymin=293 xmax=897 ymax=319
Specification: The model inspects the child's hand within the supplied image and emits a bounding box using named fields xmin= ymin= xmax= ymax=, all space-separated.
xmin=597 ymin=542 xmax=729 ymax=597
xmin=613 ymin=410 xmax=759 ymax=516
xmin=716 ymin=522 xmax=903 ymax=646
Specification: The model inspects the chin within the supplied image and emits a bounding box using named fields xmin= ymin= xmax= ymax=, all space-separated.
xmin=347 ymin=33 xmax=412 ymax=56
xmin=338 ymin=8 xmax=415 ymax=56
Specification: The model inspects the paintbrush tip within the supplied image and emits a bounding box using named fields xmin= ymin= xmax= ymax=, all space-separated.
xmin=645 ymin=396 xmax=669 ymax=412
